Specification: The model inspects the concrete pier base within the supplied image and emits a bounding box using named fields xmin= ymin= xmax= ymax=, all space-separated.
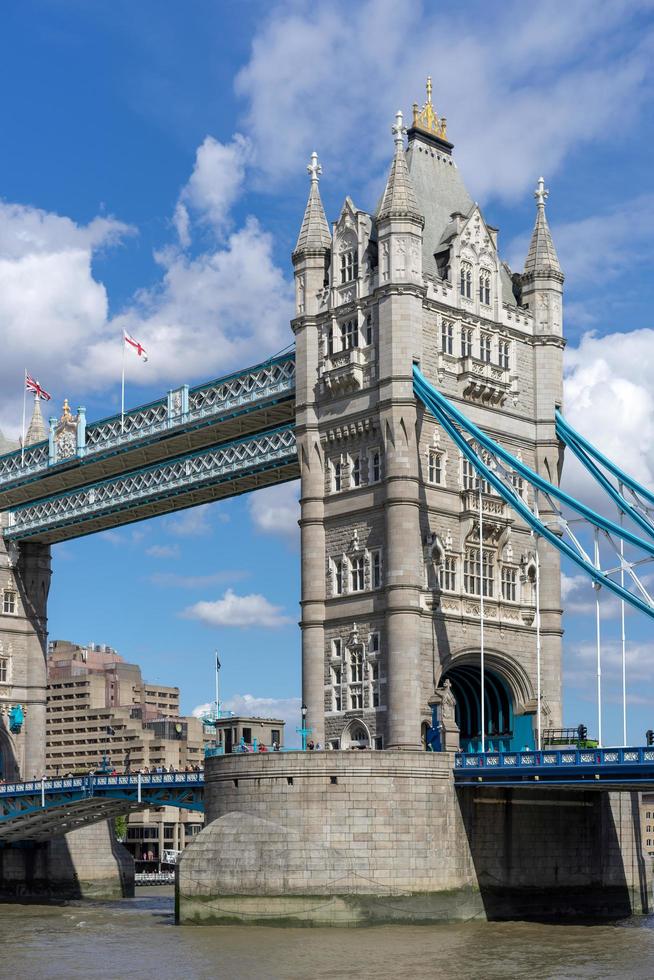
xmin=177 ymin=751 xmax=651 ymax=926
xmin=0 ymin=820 xmax=134 ymax=900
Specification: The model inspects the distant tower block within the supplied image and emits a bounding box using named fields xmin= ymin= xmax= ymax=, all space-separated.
xmin=292 ymin=80 xmax=564 ymax=752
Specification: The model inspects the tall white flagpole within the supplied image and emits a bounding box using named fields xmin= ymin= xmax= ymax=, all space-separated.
xmin=594 ymin=529 xmax=603 ymax=748
xmin=21 ymin=369 xmax=27 ymax=465
xmin=121 ymin=333 xmax=126 ymax=434
xmin=215 ymin=651 xmax=220 ymax=718
xmin=619 ymin=494 xmax=627 ymax=745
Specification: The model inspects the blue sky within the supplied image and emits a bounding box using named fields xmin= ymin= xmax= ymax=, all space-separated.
xmin=0 ymin=0 xmax=653 ymax=744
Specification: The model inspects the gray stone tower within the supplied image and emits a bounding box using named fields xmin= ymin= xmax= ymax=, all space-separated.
xmin=293 ymin=81 xmax=565 ymax=751
xmin=0 ymin=398 xmax=52 ymax=779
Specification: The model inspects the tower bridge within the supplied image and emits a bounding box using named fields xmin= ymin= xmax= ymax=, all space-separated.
xmin=0 ymin=80 xmax=652 ymax=919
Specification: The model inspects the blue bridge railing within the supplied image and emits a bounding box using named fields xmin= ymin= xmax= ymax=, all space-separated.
xmin=454 ymin=747 xmax=654 ymax=785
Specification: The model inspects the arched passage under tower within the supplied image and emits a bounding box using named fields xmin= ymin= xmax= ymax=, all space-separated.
xmin=441 ymin=663 xmax=535 ymax=753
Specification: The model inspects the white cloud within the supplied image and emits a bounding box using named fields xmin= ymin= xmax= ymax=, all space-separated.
xmin=182 ymin=588 xmax=293 ymax=628
xmin=193 ymin=694 xmax=302 ymax=745
xmin=164 ymin=503 xmax=228 ymax=538
xmin=562 ymin=328 xmax=654 ymax=513
xmin=248 ymin=480 xmax=299 ymax=539
xmin=565 ymin=638 xmax=654 ymax=691
xmin=177 ymin=134 xmax=251 ymax=240
xmin=561 ymin=572 xmax=622 ymax=620
xmin=0 ymin=133 xmax=293 ymax=438
xmin=151 ymin=570 xmax=247 ymax=589
xmin=236 ymin=0 xmax=651 ymax=202
xmin=145 ymin=544 xmax=180 ymax=559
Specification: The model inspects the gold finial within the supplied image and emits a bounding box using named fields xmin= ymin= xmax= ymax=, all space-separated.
xmin=411 ymin=75 xmax=448 ymax=140
xmin=61 ymin=398 xmax=72 ymax=422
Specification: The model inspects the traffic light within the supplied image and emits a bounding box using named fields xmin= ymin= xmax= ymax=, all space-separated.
xmin=577 ymin=723 xmax=587 ymax=742
xmin=646 ymin=730 xmax=654 ymax=747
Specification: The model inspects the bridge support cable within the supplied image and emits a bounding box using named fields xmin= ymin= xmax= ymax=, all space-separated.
xmin=413 ymin=366 xmax=654 ymax=623
xmin=479 ymin=483 xmax=485 ymax=753
xmin=556 ymin=409 xmax=654 ymax=541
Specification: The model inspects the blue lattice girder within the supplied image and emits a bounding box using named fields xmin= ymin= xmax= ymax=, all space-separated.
xmin=4 ymin=424 xmax=298 ymax=544
xmin=413 ymin=367 xmax=654 ymax=621
xmin=0 ymin=773 xmax=205 ymax=842
xmin=0 ymin=353 xmax=296 ymax=511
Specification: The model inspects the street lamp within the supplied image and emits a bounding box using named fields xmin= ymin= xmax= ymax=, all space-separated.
xmin=296 ymin=703 xmax=312 ymax=751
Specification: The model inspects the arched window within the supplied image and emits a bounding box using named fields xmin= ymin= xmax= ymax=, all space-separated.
xmin=464 ymin=548 xmax=494 ymax=597
xmin=340 ymin=319 xmax=357 ymax=350
xmin=460 ymin=261 xmax=472 ymax=299
xmin=479 ymin=268 xmax=491 ymax=306
xmin=340 ymin=248 xmax=358 ymax=284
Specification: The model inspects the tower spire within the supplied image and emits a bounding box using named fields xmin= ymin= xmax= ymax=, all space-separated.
xmin=378 ymin=110 xmax=422 ymax=222
xmin=524 ymin=176 xmax=561 ymax=276
xmin=293 ymin=151 xmax=331 ymax=256
xmin=25 ymin=394 xmax=46 ymax=446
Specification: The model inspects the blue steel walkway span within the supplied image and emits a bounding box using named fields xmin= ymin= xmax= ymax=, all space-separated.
xmin=454 ymin=748 xmax=654 ymax=789
xmin=0 ymin=772 xmax=204 ymax=843
xmin=0 ymin=353 xmax=296 ymax=512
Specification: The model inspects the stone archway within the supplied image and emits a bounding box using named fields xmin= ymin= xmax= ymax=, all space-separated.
xmin=341 ymin=719 xmax=371 ymax=750
xmin=0 ymin=724 xmax=16 ymax=780
xmin=440 ymin=662 xmax=533 ymax=753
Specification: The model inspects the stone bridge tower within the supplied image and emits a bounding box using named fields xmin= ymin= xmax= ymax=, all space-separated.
xmin=0 ymin=398 xmax=52 ymax=779
xmin=293 ymin=81 xmax=564 ymax=751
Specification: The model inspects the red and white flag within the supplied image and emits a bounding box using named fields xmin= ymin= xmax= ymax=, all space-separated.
xmin=25 ymin=374 xmax=52 ymax=401
xmin=123 ymin=331 xmax=148 ymax=362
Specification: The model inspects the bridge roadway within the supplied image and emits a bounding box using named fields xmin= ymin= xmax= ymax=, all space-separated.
xmin=454 ymin=746 xmax=654 ymax=789
xmin=0 ymin=353 xmax=298 ymax=543
xmin=0 ymin=772 xmax=204 ymax=843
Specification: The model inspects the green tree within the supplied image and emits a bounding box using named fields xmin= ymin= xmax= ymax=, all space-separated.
xmin=114 ymin=814 xmax=128 ymax=842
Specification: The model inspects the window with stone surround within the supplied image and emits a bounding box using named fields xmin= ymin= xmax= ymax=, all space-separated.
xmin=2 ymin=591 xmax=16 ymax=616
xmin=333 ymin=558 xmax=344 ymax=595
xmin=479 ymin=268 xmax=491 ymax=306
xmin=428 ymin=449 xmax=443 ymax=485
xmin=332 ymin=637 xmax=342 ymax=659
xmin=441 ymin=320 xmax=453 ymax=355
xmin=369 ymin=632 xmax=380 ymax=655
xmin=340 ymin=248 xmax=358 ymax=284
xmin=350 ymin=556 xmax=365 ymax=592
xmin=0 ymin=657 xmax=8 ymax=683
xmin=461 ymin=327 xmax=473 ymax=358
xmin=365 ymin=312 xmax=373 ymax=346
xmin=462 ymin=457 xmax=490 ymax=495
xmin=480 ymin=333 xmax=492 ymax=363
xmin=501 ymin=566 xmax=518 ymax=602
xmin=331 ymin=664 xmax=342 ymax=712
xmin=460 ymin=262 xmax=472 ymax=299
xmin=464 ymin=548 xmax=495 ymax=598
xmin=370 ymin=549 xmax=382 ymax=589
xmin=498 ymin=338 xmax=510 ymax=370
xmin=510 ymin=471 xmax=524 ymax=499
xmin=438 ymin=555 xmax=457 ymax=592
xmin=340 ymin=318 xmax=357 ymax=350
xmin=348 ymin=649 xmax=364 ymax=710
xmin=350 ymin=452 xmax=361 ymax=488
xmin=368 ymin=448 xmax=381 ymax=484
xmin=331 ymin=459 xmax=342 ymax=493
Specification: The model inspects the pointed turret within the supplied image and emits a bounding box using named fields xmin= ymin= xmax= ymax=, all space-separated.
xmin=293 ymin=151 xmax=331 ymax=256
xmin=25 ymin=395 xmax=46 ymax=446
xmin=524 ymin=177 xmax=561 ymax=276
xmin=377 ymin=111 xmax=422 ymax=222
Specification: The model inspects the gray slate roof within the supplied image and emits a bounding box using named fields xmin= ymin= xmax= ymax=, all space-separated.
xmin=378 ymin=141 xmax=421 ymax=221
xmin=405 ymin=137 xmax=473 ymax=274
xmin=294 ymin=182 xmax=331 ymax=254
xmin=524 ymin=206 xmax=561 ymax=275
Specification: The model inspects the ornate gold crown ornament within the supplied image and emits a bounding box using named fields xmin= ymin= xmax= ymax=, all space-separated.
xmin=412 ymin=76 xmax=447 ymax=140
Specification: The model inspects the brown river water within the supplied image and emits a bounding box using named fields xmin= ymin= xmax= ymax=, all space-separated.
xmin=2 ymin=887 xmax=654 ymax=980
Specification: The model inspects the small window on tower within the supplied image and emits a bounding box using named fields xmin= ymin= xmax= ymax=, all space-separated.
xmin=332 ymin=459 xmax=342 ymax=493
xmin=479 ymin=269 xmax=491 ymax=306
xmin=428 ymin=450 xmax=443 ymax=485
xmin=480 ymin=334 xmax=492 ymax=363
xmin=365 ymin=313 xmax=373 ymax=346
xmin=340 ymin=249 xmax=358 ymax=284
xmin=369 ymin=449 xmax=382 ymax=484
xmin=333 ymin=559 xmax=344 ymax=596
xmin=370 ymin=550 xmax=382 ymax=589
xmin=350 ymin=453 xmax=361 ymax=488
xmin=441 ymin=321 xmax=453 ymax=355
xmin=340 ymin=319 xmax=357 ymax=350
xmin=350 ymin=556 xmax=365 ymax=593
xmin=498 ymin=339 xmax=510 ymax=370
xmin=460 ymin=262 xmax=472 ymax=299
xmin=461 ymin=327 xmax=473 ymax=358
xmin=2 ymin=591 xmax=17 ymax=616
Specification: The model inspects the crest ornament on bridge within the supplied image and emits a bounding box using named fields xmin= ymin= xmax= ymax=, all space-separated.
xmin=53 ymin=399 xmax=78 ymax=462
xmin=411 ymin=76 xmax=448 ymax=140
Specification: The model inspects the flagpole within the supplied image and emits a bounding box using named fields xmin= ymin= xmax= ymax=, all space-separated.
xmin=121 ymin=333 xmax=126 ymax=434
xmin=21 ymin=369 xmax=27 ymax=465
xmin=215 ymin=651 xmax=220 ymax=718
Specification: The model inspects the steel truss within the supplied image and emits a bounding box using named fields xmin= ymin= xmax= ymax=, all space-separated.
xmin=0 ymin=353 xmax=295 ymax=491
xmin=413 ymin=367 xmax=654 ymax=622
xmin=0 ymin=773 xmax=204 ymax=842
xmin=5 ymin=425 xmax=297 ymax=542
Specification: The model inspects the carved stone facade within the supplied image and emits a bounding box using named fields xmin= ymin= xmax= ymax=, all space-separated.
xmin=293 ymin=89 xmax=564 ymax=751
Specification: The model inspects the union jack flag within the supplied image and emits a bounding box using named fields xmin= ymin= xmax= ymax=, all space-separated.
xmin=25 ymin=375 xmax=51 ymax=401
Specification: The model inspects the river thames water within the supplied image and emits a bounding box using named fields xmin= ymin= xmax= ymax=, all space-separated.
xmin=2 ymin=888 xmax=654 ymax=979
